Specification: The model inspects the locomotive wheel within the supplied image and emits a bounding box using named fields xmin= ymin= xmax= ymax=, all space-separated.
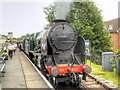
xmin=71 ymin=73 xmax=76 ymax=86
xmin=29 ymin=55 xmax=32 ymax=60
xmin=37 ymin=56 xmax=41 ymax=70
xmin=40 ymin=57 xmax=46 ymax=72
xmin=40 ymin=60 xmax=44 ymax=72
xmin=52 ymin=77 xmax=58 ymax=88
xmin=72 ymin=73 xmax=81 ymax=87
xmin=48 ymin=76 xmax=53 ymax=84
xmin=33 ymin=58 xmax=37 ymax=66
xmin=76 ymin=75 xmax=81 ymax=87
xmin=48 ymin=77 xmax=57 ymax=88
xmin=53 ymin=77 xmax=56 ymax=86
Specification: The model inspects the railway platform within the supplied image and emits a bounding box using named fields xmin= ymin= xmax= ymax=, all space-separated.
xmin=1 ymin=49 xmax=52 ymax=89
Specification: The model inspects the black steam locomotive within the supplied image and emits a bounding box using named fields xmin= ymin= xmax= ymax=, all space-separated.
xmin=21 ymin=20 xmax=91 ymax=86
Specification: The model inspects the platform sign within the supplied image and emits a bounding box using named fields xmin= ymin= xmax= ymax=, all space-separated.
xmin=8 ymin=32 xmax=13 ymax=39
xmin=85 ymin=40 xmax=90 ymax=56
xmin=0 ymin=43 xmax=2 ymax=52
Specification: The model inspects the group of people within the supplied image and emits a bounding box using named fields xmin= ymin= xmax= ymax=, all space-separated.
xmin=4 ymin=41 xmax=17 ymax=59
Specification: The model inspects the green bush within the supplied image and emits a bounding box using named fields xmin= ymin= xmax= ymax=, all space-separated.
xmin=2 ymin=53 xmax=8 ymax=60
xmin=115 ymin=49 xmax=120 ymax=55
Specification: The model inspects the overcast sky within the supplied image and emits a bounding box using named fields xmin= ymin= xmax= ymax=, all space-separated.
xmin=0 ymin=0 xmax=119 ymax=38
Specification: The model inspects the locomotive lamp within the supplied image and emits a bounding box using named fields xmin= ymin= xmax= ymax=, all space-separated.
xmin=51 ymin=66 xmax=59 ymax=77
xmin=83 ymin=65 xmax=92 ymax=74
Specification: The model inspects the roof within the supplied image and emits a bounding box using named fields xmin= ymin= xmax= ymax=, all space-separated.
xmin=104 ymin=18 xmax=120 ymax=33
xmin=0 ymin=34 xmax=7 ymax=39
xmin=8 ymin=32 xmax=13 ymax=34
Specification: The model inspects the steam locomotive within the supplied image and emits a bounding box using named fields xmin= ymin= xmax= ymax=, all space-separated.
xmin=21 ymin=20 xmax=91 ymax=86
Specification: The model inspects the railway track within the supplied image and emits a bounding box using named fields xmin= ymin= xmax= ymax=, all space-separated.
xmin=55 ymin=72 xmax=118 ymax=90
xmin=54 ymin=73 xmax=119 ymax=90
xmin=81 ymin=74 xmax=119 ymax=90
xmin=55 ymin=82 xmax=87 ymax=90
xmin=88 ymin=74 xmax=118 ymax=90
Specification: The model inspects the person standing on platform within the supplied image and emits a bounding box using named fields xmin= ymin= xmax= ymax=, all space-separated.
xmin=13 ymin=43 xmax=17 ymax=55
xmin=8 ymin=41 xmax=14 ymax=59
xmin=18 ymin=43 xmax=22 ymax=51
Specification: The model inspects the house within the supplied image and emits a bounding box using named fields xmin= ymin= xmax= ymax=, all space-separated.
xmin=104 ymin=18 xmax=120 ymax=52
xmin=0 ymin=34 xmax=7 ymax=44
xmin=0 ymin=34 xmax=7 ymax=51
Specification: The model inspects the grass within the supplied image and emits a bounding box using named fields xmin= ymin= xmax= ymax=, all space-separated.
xmin=87 ymin=60 xmax=119 ymax=87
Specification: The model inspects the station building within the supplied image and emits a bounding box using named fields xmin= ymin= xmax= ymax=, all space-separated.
xmin=105 ymin=18 xmax=120 ymax=52
xmin=0 ymin=34 xmax=7 ymax=44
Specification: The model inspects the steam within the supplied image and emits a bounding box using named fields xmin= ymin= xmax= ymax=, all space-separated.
xmin=54 ymin=0 xmax=72 ymax=20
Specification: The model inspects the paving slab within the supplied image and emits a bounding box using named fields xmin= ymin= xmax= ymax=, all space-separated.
xmin=2 ymin=51 xmax=26 ymax=88
xmin=19 ymin=51 xmax=49 ymax=88
xmin=2 ymin=50 xmax=49 ymax=88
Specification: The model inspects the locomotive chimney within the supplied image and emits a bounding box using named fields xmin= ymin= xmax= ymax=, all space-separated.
xmin=53 ymin=1 xmax=72 ymax=24
xmin=53 ymin=19 xmax=66 ymax=23
xmin=52 ymin=19 xmax=69 ymax=24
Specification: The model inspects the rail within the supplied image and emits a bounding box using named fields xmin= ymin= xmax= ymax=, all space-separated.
xmin=88 ymin=74 xmax=118 ymax=90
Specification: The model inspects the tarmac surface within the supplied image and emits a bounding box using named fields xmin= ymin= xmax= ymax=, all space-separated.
xmin=2 ymin=49 xmax=49 ymax=88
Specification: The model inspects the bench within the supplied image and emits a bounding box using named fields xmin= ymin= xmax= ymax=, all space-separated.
xmin=0 ymin=57 xmax=6 ymax=89
xmin=0 ymin=57 xmax=6 ymax=77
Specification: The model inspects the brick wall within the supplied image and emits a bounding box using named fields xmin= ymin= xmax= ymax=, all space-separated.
xmin=118 ymin=30 xmax=120 ymax=49
xmin=110 ymin=32 xmax=119 ymax=51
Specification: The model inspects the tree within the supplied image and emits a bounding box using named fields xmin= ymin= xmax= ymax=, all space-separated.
xmin=44 ymin=4 xmax=54 ymax=26
xmin=16 ymin=33 xmax=30 ymax=42
xmin=44 ymin=1 xmax=112 ymax=64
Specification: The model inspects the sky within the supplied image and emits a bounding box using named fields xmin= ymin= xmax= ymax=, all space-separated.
xmin=94 ymin=0 xmax=119 ymax=21
xmin=0 ymin=0 xmax=119 ymax=38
